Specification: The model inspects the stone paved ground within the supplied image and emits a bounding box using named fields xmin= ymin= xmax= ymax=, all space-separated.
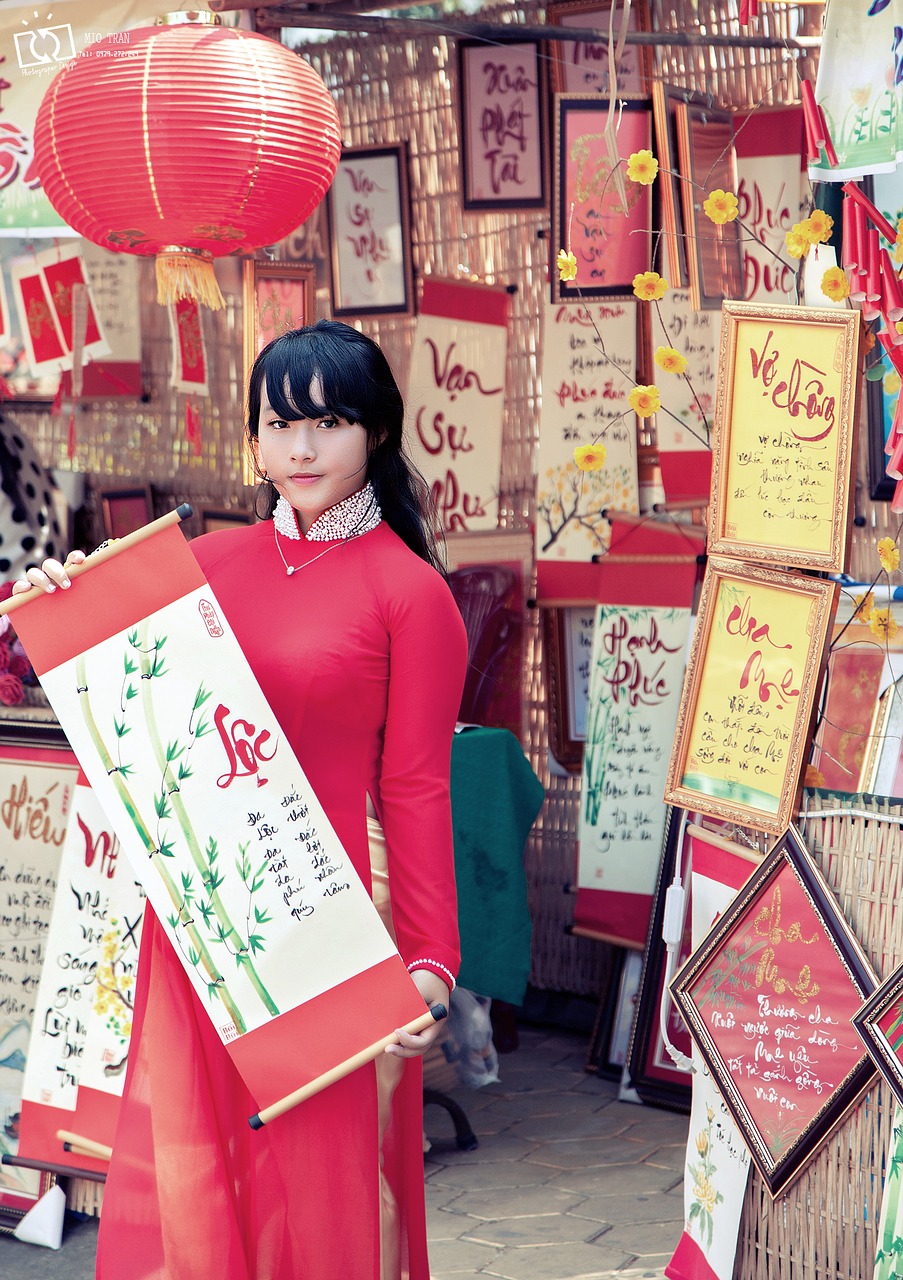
xmin=424 ymin=1025 xmax=688 ymax=1279
xmin=0 ymin=1024 xmax=689 ymax=1278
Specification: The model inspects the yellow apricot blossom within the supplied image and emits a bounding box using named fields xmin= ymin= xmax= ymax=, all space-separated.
xmin=654 ymin=346 xmax=688 ymax=375
xmin=574 ymin=443 xmax=607 ymax=471
xmin=629 ymin=384 xmax=661 ymax=418
xmin=785 ymin=224 xmax=810 ymax=259
xmin=820 ymin=266 xmax=850 ymax=301
xmin=878 ymin=537 xmax=901 ymax=572
xmin=632 ymin=271 xmax=669 ymax=301
xmin=626 ymin=149 xmax=659 ymax=185
xmin=703 ymin=189 xmax=739 ymax=224
xmin=852 ymin=591 xmax=875 ymax=622
xmin=804 ymin=209 xmax=834 ymax=244
xmin=871 ymin=608 xmax=899 ymax=642
xmin=556 ymin=249 xmax=578 ymax=281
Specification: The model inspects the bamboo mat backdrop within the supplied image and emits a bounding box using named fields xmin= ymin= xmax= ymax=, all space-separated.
xmin=21 ymin=1 xmax=888 ymax=1002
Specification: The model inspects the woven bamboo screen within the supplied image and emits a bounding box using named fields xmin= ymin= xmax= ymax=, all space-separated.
xmin=731 ymin=794 xmax=903 ymax=1280
xmin=19 ymin=0 xmax=893 ymax=1000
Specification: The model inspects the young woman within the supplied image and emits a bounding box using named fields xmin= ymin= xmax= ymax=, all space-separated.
xmin=19 ymin=320 xmax=468 ymax=1280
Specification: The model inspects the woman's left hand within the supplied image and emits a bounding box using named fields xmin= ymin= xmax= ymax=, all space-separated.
xmin=384 ymin=969 xmax=451 ymax=1059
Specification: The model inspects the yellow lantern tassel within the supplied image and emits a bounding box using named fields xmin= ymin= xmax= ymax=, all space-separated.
xmin=155 ymin=247 xmax=225 ymax=310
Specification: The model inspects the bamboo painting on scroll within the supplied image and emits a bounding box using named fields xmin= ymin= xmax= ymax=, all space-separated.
xmin=9 ymin=522 xmax=426 ymax=1112
xmin=708 ymin=302 xmax=861 ymax=572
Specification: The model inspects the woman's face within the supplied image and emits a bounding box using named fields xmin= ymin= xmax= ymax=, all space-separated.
xmin=255 ymin=378 xmax=369 ymax=534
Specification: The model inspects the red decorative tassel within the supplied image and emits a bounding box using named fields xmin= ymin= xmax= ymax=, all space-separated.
xmin=887 ymin=428 xmax=903 ymax=480
xmin=801 ymin=82 xmax=823 ymax=149
xmin=0 ymin=375 xmax=14 ymax=402
xmin=842 ymin=181 xmax=900 ymax=248
xmin=867 ymin=228 xmax=882 ymax=304
xmin=67 ymin=409 xmax=76 ymax=462
xmin=816 ymin=106 xmax=838 ymax=167
xmin=892 ymin=475 xmax=903 ymax=513
xmin=842 ymin=194 xmax=860 ymax=273
xmin=881 ymin=249 xmax=903 ymax=321
xmin=880 ymin=330 xmax=903 ymax=375
xmin=50 ymin=378 xmax=64 ymax=416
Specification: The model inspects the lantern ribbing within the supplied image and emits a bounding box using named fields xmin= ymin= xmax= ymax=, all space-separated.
xmin=34 ymin=22 xmax=342 ymax=309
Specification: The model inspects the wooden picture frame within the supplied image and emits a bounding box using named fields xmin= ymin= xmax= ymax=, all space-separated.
xmin=854 ymin=959 xmax=903 ymax=1112
xmin=651 ymin=85 xmax=711 ymax=288
xmin=100 ymin=486 xmax=154 ymax=541
xmin=546 ymin=0 xmax=653 ymax=96
xmin=200 ymin=508 xmax=255 ymax=536
xmin=664 ymin=557 xmax=837 ymax=835
xmin=861 ymin=675 xmax=903 ymax=797
xmin=867 ymin=370 xmax=897 ymax=503
xmin=675 ymin=100 xmax=744 ymax=311
xmin=326 ymin=143 xmax=414 ymax=318
xmin=552 ymin=94 xmax=654 ymax=302
xmin=0 ymin=697 xmax=67 ymax=749
xmin=671 ymin=824 xmax=878 ymax=1199
xmin=242 ymin=260 xmax=315 ymax=396
xmin=810 ymin=625 xmax=890 ymax=794
xmin=458 ymin=39 xmax=545 ymax=210
xmin=625 ymin=806 xmax=694 ymax=1111
xmin=542 ymin=604 xmax=595 ymax=773
xmin=707 ymin=302 xmax=862 ymax=572
xmin=444 ymin=529 xmax=532 ymax=742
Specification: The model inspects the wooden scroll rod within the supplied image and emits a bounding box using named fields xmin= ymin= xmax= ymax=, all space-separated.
xmin=0 ymin=504 xmax=193 ymax=617
xmin=57 ymin=1129 xmax=113 ymax=1163
xmin=249 ymin=1003 xmax=447 ymax=1129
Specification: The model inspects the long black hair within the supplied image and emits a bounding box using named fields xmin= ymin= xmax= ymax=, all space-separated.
xmin=246 ymin=320 xmax=442 ymax=570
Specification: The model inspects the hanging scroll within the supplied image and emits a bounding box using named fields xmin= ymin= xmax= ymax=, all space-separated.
xmin=652 ymin=288 xmax=718 ymax=505
xmin=666 ymin=825 xmax=761 ymax=1280
xmin=18 ymin=776 xmax=145 ymax=1175
xmin=572 ymin=518 xmax=703 ymax=949
xmin=0 ymin=743 xmax=77 ymax=1227
xmin=405 ymin=278 xmax=510 ymax=534
xmin=5 ymin=515 xmax=429 ymax=1119
xmin=535 ymin=300 xmax=639 ymax=603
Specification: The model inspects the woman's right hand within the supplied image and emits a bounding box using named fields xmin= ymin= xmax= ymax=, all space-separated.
xmin=12 ymin=550 xmax=87 ymax=596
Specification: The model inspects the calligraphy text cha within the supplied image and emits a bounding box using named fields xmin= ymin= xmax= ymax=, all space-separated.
xmin=724 ymin=592 xmax=800 ymax=710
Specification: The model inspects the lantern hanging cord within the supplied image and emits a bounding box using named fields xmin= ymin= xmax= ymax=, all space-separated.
xmin=156 ymin=248 xmax=226 ymax=311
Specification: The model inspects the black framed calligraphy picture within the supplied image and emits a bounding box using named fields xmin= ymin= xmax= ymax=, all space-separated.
xmin=326 ymin=143 xmax=414 ymax=317
xmin=671 ymin=825 xmax=878 ymax=1198
xmin=458 ymin=40 xmax=545 ymax=210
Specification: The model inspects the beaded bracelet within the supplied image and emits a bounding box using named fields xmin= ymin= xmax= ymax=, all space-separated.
xmin=407 ymin=959 xmax=456 ymax=992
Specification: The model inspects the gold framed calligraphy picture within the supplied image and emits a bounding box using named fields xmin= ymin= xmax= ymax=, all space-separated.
xmin=671 ymin=824 xmax=877 ymax=1199
xmin=326 ymin=143 xmax=414 ymax=318
xmin=708 ymin=302 xmax=862 ymax=572
xmin=242 ymin=260 xmax=316 ymax=397
xmin=664 ymin=557 xmax=837 ymax=836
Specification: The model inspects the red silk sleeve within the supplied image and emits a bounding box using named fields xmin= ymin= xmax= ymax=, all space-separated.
xmin=376 ymin=564 xmax=467 ymax=982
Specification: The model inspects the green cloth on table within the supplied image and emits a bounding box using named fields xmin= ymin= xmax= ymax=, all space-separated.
xmin=450 ymin=726 xmax=544 ymax=1006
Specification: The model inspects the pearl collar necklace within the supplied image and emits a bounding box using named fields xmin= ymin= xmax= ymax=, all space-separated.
xmin=272 ymin=485 xmax=382 ymax=576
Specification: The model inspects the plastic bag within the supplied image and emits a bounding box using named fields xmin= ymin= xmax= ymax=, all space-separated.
xmin=439 ymin=987 xmax=500 ymax=1088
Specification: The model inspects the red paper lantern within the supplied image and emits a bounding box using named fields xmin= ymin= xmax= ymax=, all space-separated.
xmin=33 ymin=13 xmax=341 ymax=309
